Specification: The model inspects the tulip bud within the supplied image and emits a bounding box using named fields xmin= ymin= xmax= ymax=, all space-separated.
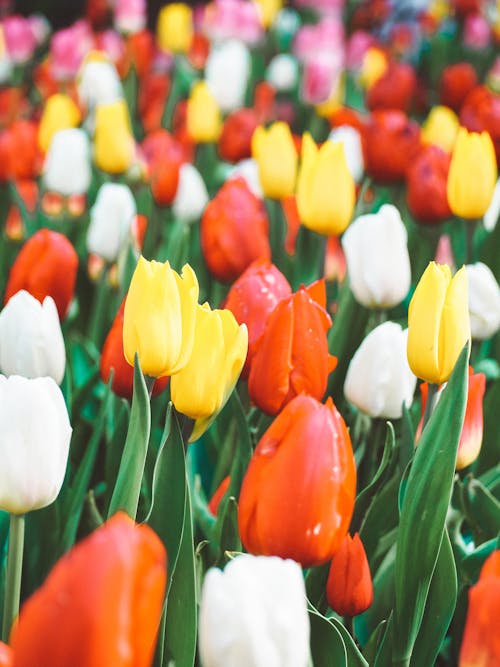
xmin=251 ymin=121 xmax=297 ymax=199
xmin=186 ymin=81 xmax=222 ymax=144
xmin=447 ymin=127 xmax=497 ymax=219
xmin=87 ymin=183 xmax=137 ymax=263
xmin=328 ymin=125 xmax=364 ymax=183
xmin=157 ymin=3 xmax=193 ymax=54
xmin=94 ymin=98 xmax=135 ymax=174
xmin=326 ymin=533 xmax=373 ymax=617
xmin=43 ymin=128 xmax=92 ymax=197
xmin=239 ymin=395 xmax=356 ymax=566
xmin=407 ymin=262 xmax=470 ymax=385
xmin=172 ymin=163 xmax=209 ymax=223
xmin=406 ymin=146 xmax=452 ymax=225
xmin=38 ymin=94 xmax=81 ymax=154
xmin=123 ymin=256 xmax=199 ymax=377
xmin=342 ymin=204 xmax=411 ymax=309
xmin=344 ymin=322 xmax=417 ymax=419
xmin=199 ymin=554 xmax=310 ymax=667
xmin=465 ymin=262 xmax=500 ymax=340
xmin=266 ymin=54 xmax=298 ymax=92
xmin=0 ymin=375 xmax=71 ymax=514
xmin=421 ymin=105 xmax=459 ymax=153
xmin=77 ymin=58 xmax=123 ymax=111
xmin=205 ymin=40 xmax=251 ymax=113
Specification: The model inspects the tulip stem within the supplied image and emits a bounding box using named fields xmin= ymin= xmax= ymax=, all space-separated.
xmin=464 ymin=219 xmax=476 ymax=264
xmin=2 ymin=513 xmax=25 ymax=642
xmin=422 ymin=383 xmax=439 ymax=432
xmin=88 ymin=266 xmax=110 ymax=348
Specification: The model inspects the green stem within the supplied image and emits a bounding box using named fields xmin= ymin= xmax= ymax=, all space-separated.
xmin=2 ymin=514 xmax=25 ymax=642
xmin=162 ymin=59 xmax=181 ymax=131
xmin=88 ymin=267 xmax=110 ymax=348
xmin=464 ymin=219 xmax=477 ymax=264
xmin=422 ymin=383 xmax=439 ymax=432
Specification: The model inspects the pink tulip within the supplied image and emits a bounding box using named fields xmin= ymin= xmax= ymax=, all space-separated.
xmin=346 ymin=30 xmax=376 ymax=70
xmin=96 ymin=29 xmax=125 ymax=64
xmin=2 ymin=15 xmax=37 ymax=63
xmin=463 ymin=13 xmax=491 ymax=50
xmin=50 ymin=20 xmax=94 ymax=81
xmin=302 ymin=51 xmax=343 ymax=104
xmin=114 ymin=0 xmax=147 ymax=34
xmin=293 ymin=18 xmax=344 ymax=63
xmin=203 ymin=0 xmax=263 ymax=45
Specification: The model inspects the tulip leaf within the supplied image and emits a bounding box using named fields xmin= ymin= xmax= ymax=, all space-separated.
xmin=362 ymin=620 xmax=387 ymax=665
xmin=359 ymin=474 xmax=400 ymax=572
xmin=460 ymin=477 xmax=500 ymax=541
xmin=393 ymin=345 xmax=469 ymax=665
xmin=309 ymin=610 xmax=347 ymax=667
xmin=373 ymin=613 xmax=393 ymax=667
xmin=461 ymin=537 xmax=497 ymax=585
xmin=108 ymin=356 xmax=151 ymax=520
xmin=217 ymin=496 xmax=242 ymax=558
xmin=474 ymin=377 xmax=500 ymax=476
xmin=328 ymin=617 xmax=368 ymax=667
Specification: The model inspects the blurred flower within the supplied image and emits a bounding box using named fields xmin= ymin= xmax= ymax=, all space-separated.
xmin=2 ymin=15 xmax=37 ymax=63
xmin=484 ymin=179 xmax=500 ymax=231
xmin=114 ymin=0 xmax=146 ymax=34
xmin=239 ymin=394 xmax=356 ymax=567
xmin=203 ymin=0 xmax=263 ymax=45
xmin=439 ymin=62 xmax=478 ymax=112
xmin=205 ymin=40 xmax=251 ymax=113
xmin=50 ymin=20 xmax=94 ymax=81
xmin=227 ymin=158 xmax=263 ymax=198
xmin=254 ymin=0 xmax=282 ymax=27
xmin=218 ymin=108 xmax=259 ymax=163
xmin=94 ymin=99 xmax=135 ymax=174
xmin=460 ymin=86 xmax=500 ymax=162
xmin=463 ymin=13 xmax=490 ymax=50
xmin=77 ymin=57 xmax=123 ymax=111
xmin=422 ymin=105 xmax=459 ymax=153
xmin=43 ymin=128 xmax=91 ymax=197
xmin=187 ymin=81 xmax=222 ymax=143
xmin=87 ymin=183 xmax=136 ymax=263
xmin=328 ymin=125 xmax=364 ymax=182
xmin=301 ymin=52 xmax=343 ymax=106
xmin=266 ymin=54 xmax=298 ymax=92
xmin=0 ymin=375 xmax=71 ymax=514
xmin=252 ymin=121 xmax=297 ymax=199
xmin=0 ymin=120 xmax=41 ymax=182
xmin=406 ymin=145 xmax=452 ymax=225
xmin=38 ymin=94 xmax=81 ymax=154
xmin=407 ymin=262 xmax=470 ymax=385
xmin=142 ymin=130 xmax=184 ymax=206
xmin=11 ymin=512 xmax=167 ymax=667
xmin=359 ymin=46 xmax=387 ymax=88
xmin=327 ymin=533 xmax=373 ymax=616
xmin=199 ymin=554 xmax=309 ymax=667
xmin=366 ymin=61 xmax=416 ymax=113
xmin=172 ymin=163 xmax=209 ymax=222
xmin=465 ymin=262 xmax=500 ymax=340
xmin=157 ymin=3 xmax=193 ymax=53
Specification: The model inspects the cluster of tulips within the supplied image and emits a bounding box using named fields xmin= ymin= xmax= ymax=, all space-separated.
xmin=0 ymin=0 xmax=499 ymax=665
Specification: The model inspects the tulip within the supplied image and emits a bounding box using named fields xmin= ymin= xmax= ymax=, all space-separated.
xmin=438 ymin=62 xmax=478 ymax=112
xmin=94 ymin=99 xmax=135 ymax=174
xmin=459 ymin=550 xmax=500 ymax=667
xmin=328 ymin=125 xmax=364 ymax=183
xmin=43 ymin=129 xmax=91 ymax=197
xmin=218 ymin=109 xmax=259 ymax=163
xmin=201 ymin=178 xmax=271 ymax=283
xmin=227 ymin=158 xmax=263 ymax=199
xmin=142 ymin=130 xmax=184 ymax=207
xmin=447 ymin=127 xmax=497 ymax=219
xmin=407 ymin=262 xmax=470 ymax=385
xmin=123 ymin=256 xmax=199 ymax=377
xmin=172 ymin=163 xmax=209 ymax=223
xmin=301 ymin=53 xmax=342 ymax=107
xmin=366 ymin=61 xmax=416 ymax=113
xmin=359 ymin=47 xmax=388 ymax=89
xmin=0 ymin=375 xmax=71 ymax=514
xmin=5 ymin=229 xmax=78 ymax=320
xmin=0 ymin=642 xmax=12 ymax=667
xmin=38 ymin=94 xmax=81 ymax=154
xmin=0 ymin=120 xmax=41 ymax=182
xmin=406 ymin=146 xmax=452 ymax=225
xmin=11 ymin=512 xmax=167 ymax=667
xmin=203 ymin=0 xmax=263 ymax=45
xmin=186 ymin=81 xmax=222 ymax=144
xmin=248 ymin=281 xmax=336 ymax=415
xmin=77 ymin=58 xmax=123 ymax=111
xmin=3 ymin=16 xmax=37 ymax=63
xmin=114 ymin=0 xmax=147 ymax=34
xmin=460 ymin=86 xmax=500 ymax=163
xmin=465 ymin=262 xmax=500 ymax=340
xmin=364 ymin=110 xmax=420 ymax=183
xmin=254 ymin=0 xmax=282 ymax=27
xmin=326 ymin=533 xmax=373 ymax=617
xmin=422 ymin=106 xmax=460 ymax=153
xmin=341 ymin=204 xmax=411 ymax=309
xmin=239 ymin=395 xmax=356 ymax=566
xmin=87 ymin=183 xmax=137 ymax=263
xmin=266 ymin=54 xmax=298 ymax=92
xmin=49 ymin=20 xmax=94 ymax=82
xmin=297 ymin=132 xmax=355 ymax=236
xmin=251 ymin=121 xmax=297 ymax=199
xmin=344 ymin=322 xmax=417 ymax=420
xmin=205 ymin=40 xmax=251 ymax=114
xmin=157 ymin=3 xmax=193 ymax=53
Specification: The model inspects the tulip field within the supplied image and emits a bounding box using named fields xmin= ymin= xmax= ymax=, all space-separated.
xmin=0 ymin=0 xmax=500 ymax=665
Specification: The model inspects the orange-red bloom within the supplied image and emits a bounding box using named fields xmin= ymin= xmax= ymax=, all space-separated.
xmin=218 ymin=109 xmax=259 ymax=163
xmin=326 ymin=533 xmax=373 ymax=616
xmin=11 ymin=512 xmax=167 ymax=667
xmin=201 ymin=178 xmax=271 ymax=283
xmin=142 ymin=129 xmax=184 ymax=206
xmin=439 ymin=62 xmax=478 ymax=112
xmin=248 ymin=280 xmax=336 ymax=415
xmin=366 ymin=61 xmax=417 ymax=113
xmin=208 ymin=476 xmax=231 ymax=516
xmin=459 ymin=550 xmax=500 ymax=666
xmin=406 ymin=145 xmax=452 ymax=225
xmin=460 ymin=86 xmax=500 ymax=162
xmin=139 ymin=74 xmax=170 ymax=134
xmin=238 ymin=394 xmax=356 ymax=567
xmin=5 ymin=229 xmax=78 ymax=319
xmin=0 ymin=643 xmax=12 ymax=667
xmin=0 ymin=120 xmax=41 ymax=182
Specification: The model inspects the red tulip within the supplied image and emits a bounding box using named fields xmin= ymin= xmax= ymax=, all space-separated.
xmin=439 ymin=62 xmax=478 ymax=112
xmin=139 ymin=74 xmax=170 ymax=134
xmin=4 ymin=229 xmax=78 ymax=319
xmin=406 ymin=145 xmax=452 ymax=225
xmin=208 ymin=476 xmax=231 ymax=516
xmin=125 ymin=30 xmax=154 ymax=79
xmin=452 ymin=0 xmax=482 ymax=17
xmin=459 ymin=550 xmax=500 ymax=666
xmin=0 ymin=120 xmax=41 ymax=182
xmin=460 ymin=86 xmax=500 ymax=162
xmin=11 ymin=512 xmax=167 ymax=667
xmin=248 ymin=280 xmax=337 ymax=415
xmin=366 ymin=61 xmax=417 ymax=113
xmin=0 ymin=643 xmax=12 ymax=667
xmin=141 ymin=129 xmax=184 ymax=206
xmin=218 ymin=108 xmax=259 ymax=163
xmin=238 ymin=394 xmax=357 ymax=567
xmin=326 ymin=533 xmax=373 ymax=616
xmin=201 ymin=178 xmax=271 ymax=283
xmin=223 ymin=259 xmax=291 ymax=377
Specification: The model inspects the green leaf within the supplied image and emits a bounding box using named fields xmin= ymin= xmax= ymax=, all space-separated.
xmin=461 ymin=537 xmax=497 ymax=584
xmin=309 ymin=610 xmax=347 ymax=667
xmin=359 ymin=474 xmax=400 ymax=572
xmin=362 ymin=620 xmax=387 ymax=665
xmin=393 ymin=345 xmax=469 ymax=665
xmin=108 ymin=356 xmax=151 ymax=519
xmin=328 ymin=617 xmax=368 ymax=667
xmin=461 ymin=477 xmax=500 ymax=540
xmin=217 ymin=497 xmax=242 ymax=557
xmin=373 ymin=613 xmax=393 ymax=667
xmin=475 ymin=377 xmax=500 ymax=475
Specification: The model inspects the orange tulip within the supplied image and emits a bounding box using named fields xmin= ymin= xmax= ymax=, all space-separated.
xmin=11 ymin=512 xmax=167 ymax=667
xmin=141 ymin=129 xmax=184 ymax=207
xmin=326 ymin=533 xmax=373 ymax=616
xmin=218 ymin=109 xmax=259 ymax=163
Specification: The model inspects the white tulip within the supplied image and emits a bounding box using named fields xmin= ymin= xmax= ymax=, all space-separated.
xmin=227 ymin=158 xmax=263 ymax=199
xmin=172 ymin=163 xmax=209 ymax=223
xmin=199 ymin=554 xmax=310 ymax=667
xmin=87 ymin=183 xmax=137 ymax=262
xmin=329 ymin=125 xmax=364 ymax=182
xmin=43 ymin=128 xmax=92 ymax=196
xmin=0 ymin=375 xmax=72 ymax=514
xmin=484 ymin=179 xmax=500 ymax=232
xmin=0 ymin=291 xmax=66 ymax=384
xmin=78 ymin=60 xmax=123 ymax=111
xmin=206 ymin=40 xmax=251 ymax=113
xmin=342 ymin=204 xmax=411 ymax=309
xmin=266 ymin=54 xmax=298 ymax=92
xmin=344 ymin=322 xmax=417 ymax=419
xmin=465 ymin=262 xmax=500 ymax=340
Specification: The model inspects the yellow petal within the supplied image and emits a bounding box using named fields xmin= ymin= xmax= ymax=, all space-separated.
xmin=438 ymin=266 xmax=470 ymax=383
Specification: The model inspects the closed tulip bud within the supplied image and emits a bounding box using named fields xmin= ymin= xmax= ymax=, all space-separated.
xmin=465 ymin=262 xmax=500 ymax=340
xmin=0 ymin=291 xmax=65 ymax=384
xmin=342 ymin=204 xmax=411 ymax=309
xmin=5 ymin=229 xmax=78 ymax=320
xmin=447 ymin=127 xmax=497 ymax=219
xmin=11 ymin=512 xmax=167 ymax=667
xmin=344 ymin=322 xmax=417 ymax=419
xmin=406 ymin=145 xmax=452 ymax=225
xmin=94 ymin=99 xmax=135 ymax=174
xmin=422 ymin=105 xmax=460 ymax=153
xmin=187 ymin=81 xmax=222 ymax=143
xmin=38 ymin=94 xmax=81 ymax=154
xmin=249 ymin=281 xmax=336 ymax=415
xmin=251 ymin=121 xmax=297 ymax=199
xmin=43 ymin=128 xmax=91 ymax=197
xmin=199 ymin=554 xmax=309 ymax=667
xmin=172 ymin=163 xmax=209 ymax=223
xmin=326 ymin=533 xmax=373 ymax=617
xmin=87 ymin=183 xmax=137 ymax=263
xmin=157 ymin=3 xmax=193 ymax=54
xmin=0 ymin=375 xmax=71 ymax=514
xmin=239 ymin=395 xmax=356 ymax=566
xmin=218 ymin=109 xmax=259 ymax=163
xmin=328 ymin=125 xmax=364 ymax=182
xmin=205 ymin=40 xmax=251 ymax=113
xmin=407 ymin=262 xmax=470 ymax=385
xmin=77 ymin=58 xmax=123 ymax=111
xmin=123 ymin=256 xmax=199 ymax=377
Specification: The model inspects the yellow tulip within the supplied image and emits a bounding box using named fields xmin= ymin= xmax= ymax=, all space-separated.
xmin=296 ymin=132 xmax=355 ymax=235
xmin=254 ymin=0 xmax=282 ymax=28
xmin=447 ymin=127 xmax=498 ymax=219
xmin=251 ymin=122 xmax=297 ymax=199
xmin=407 ymin=262 xmax=470 ymax=385
xmin=38 ymin=94 xmax=81 ymax=153
xmin=170 ymin=303 xmax=248 ymax=441
xmin=157 ymin=3 xmax=193 ymax=54
xmin=421 ymin=106 xmax=459 ymax=153
xmin=186 ymin=82 xmax=222 ymax=143
xmin=123 ymin=256 xmax=199 ymax=378
xmin=359 ymin=48 xmax=388 ymax=89
xmin=94 ymin=99 xmax=135 ymax=174
xmin=315 ymin=73 xmax=345 ymax=118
